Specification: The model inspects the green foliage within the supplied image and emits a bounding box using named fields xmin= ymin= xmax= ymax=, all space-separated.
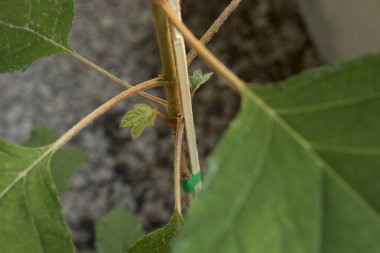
xmin=128 ymin=211 xmax=182 ymax=253
xmin=96 ymin=209 xmax=144 ymax=253
xmin=0 ymin=0 xmax=75 ymax=72
xmin=189 ymin=69 xmax=213 ymax=91
xmin=23 ymin=125 xmax=86 ymax=195
xmin=173 ymin=54 xmax=380 ymax=253
xmin=0 ymin=141 xmax=74 ymax=253
xmin=120 ymin=104 xmax=156 ymax=140
xmin=1 ymin=0 xmax=380 ymax=251
xmin=23 ymin=125 xmax=61 ymax=147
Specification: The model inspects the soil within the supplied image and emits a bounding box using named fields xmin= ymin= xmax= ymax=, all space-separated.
xmin=0 ymin=0 xmax=321 ymax=251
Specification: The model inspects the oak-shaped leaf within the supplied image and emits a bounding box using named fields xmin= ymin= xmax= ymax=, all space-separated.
xmin=128 ymin=211 xmax=182 ymax=253
xmin=173 ymin=54 xmax=380 ymax=253
xmin=189 ymin=69 xmax=213 ymax=91
xmin=120 ymin=104 xmax=156 ymax=140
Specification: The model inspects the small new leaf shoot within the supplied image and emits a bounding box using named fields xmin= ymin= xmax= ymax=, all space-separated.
xmin=189 ymin=69 xmax=213 ymax=92
xmin=120 ymin=104 xmax=156 ymax=140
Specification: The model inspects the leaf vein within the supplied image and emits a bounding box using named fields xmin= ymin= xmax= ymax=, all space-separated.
xmin=23 ymin=177 xmax=46 ymax=253
xmin=276 ymin=91 xmax=380 ymax=115
xmin=312 ymin=143 xmax=380 ymax=156
xmin=245 ymin=87 xmax=380 ymax=225
xmin=208 ymin=122 xmax=274 ymax=252
xmin=0 ymin=20 xmax=70 ymax=53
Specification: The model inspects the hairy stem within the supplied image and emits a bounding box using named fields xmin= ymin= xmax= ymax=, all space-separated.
xmin=160 ymin=1 xmax=245 ymax=91
xmin=186 ymin=0 xmax=243 ymax=65
xmin=173 ymin=118 xmax=185 ymax=213
xmin=68 ymin=50 xmax=168 ymax=109
xmin=51 ymin=78 xmax=162 ymax=152
xmin=150 ymin=0 xmax=182 ymax=117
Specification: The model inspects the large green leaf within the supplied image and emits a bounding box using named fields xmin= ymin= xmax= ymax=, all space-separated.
xmin=23 ymin=125 xmax=86 ymax=195
xmin=173 ymin=54 xmax=380 ymax=252
xmin=0 ymin=0 xmax=75 ymax=72
xmin=0 ymin=141 xmax=74 ymax=253
xmin=96 ymin=209 xmax=144 ymax=253
xmin=128 ymin=211 xmax=182 ymax=253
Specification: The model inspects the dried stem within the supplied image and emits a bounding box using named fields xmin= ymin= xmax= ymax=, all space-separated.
xmin=0 ymin=79 xmax=162 ymax=200
xmin=186 ymin=0 xmax=243 ymax=65
xmin=160 ymin=1 xmax=245 ymax=91
xmin=167 ymin=0 xmax=202 ymax=194
xmin=68 ymin=50 xmax=168 ymax=109
xmin=173 ymin=118 xmax=185 ymax=214
xmin=150 ymin=0 xmax=182 ymax=117
xmin=52 ymin=78 xmax=162 ymax=152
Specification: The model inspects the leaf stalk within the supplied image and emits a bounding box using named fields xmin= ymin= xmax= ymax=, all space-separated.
xmin=68 ymin=50 xmax=168 ymax=109
xmin=150 ymin=0 xmax=182 ymax=117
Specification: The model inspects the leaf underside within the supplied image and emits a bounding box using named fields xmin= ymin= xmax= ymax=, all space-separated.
xmin=0 ymin=141 xmax=74 ymax=253
xmin=128 ymin=211 xmax=182 ymax=253
xmin=0 ymin=0 xmax=75 ymax=73
xmin=173 ymin=54 xmax=380 ymax=253
xmin=120 ymin=104 xmax=156 ymax=140
xmin=189 ymin=69 xmax=213 ymax=90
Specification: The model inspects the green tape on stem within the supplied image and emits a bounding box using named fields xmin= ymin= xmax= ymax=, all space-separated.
xmin=181 ymin=172 xmax=201 ymax=196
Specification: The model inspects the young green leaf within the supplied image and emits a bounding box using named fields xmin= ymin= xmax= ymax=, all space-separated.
xmin=173 ymin=54 xmax=380 ymax=253
xmin=0 ymin=0 xmax=75 ymax=73
xmin=0 ymin=141 xmax=74 ymax=253
xmin=120 ymin=104 xmax=156 ymax=140
xmin=189 ymin=69 xmax=213 ymax=91
xmin=96 ymin=209 xmax=144 ymax=253
xmin=23 ymin=125 xmax=86 ymax=195
xmin=128 ymin=211 xmax=182 ymax=253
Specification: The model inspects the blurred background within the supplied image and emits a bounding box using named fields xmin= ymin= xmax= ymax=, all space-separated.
xmin=0 ymin=0 xmax=379 ymax=251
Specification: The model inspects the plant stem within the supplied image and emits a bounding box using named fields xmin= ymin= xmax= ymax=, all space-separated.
xmin=0 ymin=79 xmax=162 ymax=199
xmin=150 ymin=0 xmax=182 ymax=117
xmin=173 ymin=118 xmax=185 ymax=214
xmin=68 ymin=50 xmax=168 ymax=109
xmin=52 ymin=78 xmax=162 ymax=152
xmin=168 ymin=0 xmax=202 ymax=194
xmin=186 ymin=0 xmax=243 ymax=65
xmin=156 ymin=110 xmax=177 ymax=126
xmin=180 ymin=150 xmax=193 ymax=207
xmin=160 ymin=1 xmax=245 ymax=91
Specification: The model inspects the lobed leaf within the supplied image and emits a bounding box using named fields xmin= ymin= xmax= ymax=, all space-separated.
xmin=189 ymin=69 xmax=213 ymax=91
xmin=0 ymin=0 xmax=75 ymax=73
xmin=120 ymin=104 xmax=156 ymax=140
xmin=173 ymin=54 xmax=380 ymax=253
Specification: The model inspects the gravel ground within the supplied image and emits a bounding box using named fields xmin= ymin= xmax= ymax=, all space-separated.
xmin=0 ymin=0 xmax=320 ymax=251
